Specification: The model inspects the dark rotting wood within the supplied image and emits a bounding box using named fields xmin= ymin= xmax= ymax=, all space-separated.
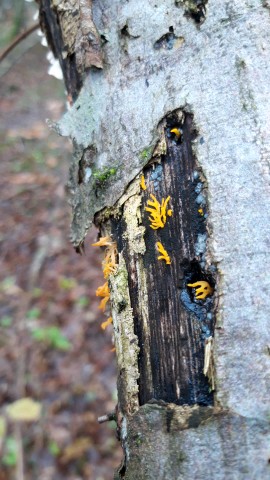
xmin=111 ymin=112 xmax=215 ymax=406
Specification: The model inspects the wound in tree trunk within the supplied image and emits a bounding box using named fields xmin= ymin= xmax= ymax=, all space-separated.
xmin=111 ymin=111 xmax=216 ymax=407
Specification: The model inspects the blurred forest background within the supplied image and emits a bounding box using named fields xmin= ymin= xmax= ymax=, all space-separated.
xmin=0 ymin=1 xmax=121 ymax=478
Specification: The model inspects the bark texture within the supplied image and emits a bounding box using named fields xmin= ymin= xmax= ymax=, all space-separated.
xmin=39 ymin=0 xmax=270 ymax=478
xmin=114 ymin=404 xmax=270 ymax=480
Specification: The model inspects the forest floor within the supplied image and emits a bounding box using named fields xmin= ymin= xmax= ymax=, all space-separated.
xmin=0 ymin=25 xmax=121 ymax=480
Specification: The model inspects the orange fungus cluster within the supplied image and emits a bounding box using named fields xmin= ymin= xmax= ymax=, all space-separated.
xmin=92 ymin=236 xmax=117 ymax=330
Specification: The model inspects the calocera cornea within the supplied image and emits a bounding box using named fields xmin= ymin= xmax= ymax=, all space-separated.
xmin=170 ymin=127 xmax=181 ymax=139
xmin=140 ymin=174 xmax=147 ymax=190
xmin=156 ymin=242 xmax=171 ymax=265
xmin=96 ymin=282 xmax=110 ymax=311
xmin=145 ymin=194 xmax=172 ymax=229
xmin=92 ymin=236 xmax=118 ymax=330
xmin=101 ymin=317 xmax=113 ymax=331
xmin=187 ymin=281 xmax=213 ymax=300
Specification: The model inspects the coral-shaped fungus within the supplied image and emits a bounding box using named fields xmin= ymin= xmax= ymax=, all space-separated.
xmin=101 ymin=317 xmax=113 ymax=331
xmin=92 ymin=236 xmax=118 ymax=329
xmin=170 ymin=127 xmax=181 ymax=139
xmin=145 ymin=194 xmax=172 ymax=229
xmin=92 ymin=236 xmax=118 ymax=279
xmin=140 ymin=174 xmax=147 ymax=190
xmin=91 ymin=236 xmax=112 ymax=247
xmin=156 ymin=242 xmax=171 ymax=265
xmin=187 ymin=281 xmax=213 ymax=300
xmin=96 ymin=282 xmax=110 ymax=311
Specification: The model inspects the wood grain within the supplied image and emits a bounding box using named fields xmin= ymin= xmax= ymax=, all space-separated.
xmin=112 ymin=113 xmax=215 ymax=407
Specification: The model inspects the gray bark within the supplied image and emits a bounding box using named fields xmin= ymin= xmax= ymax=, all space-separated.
xmin=38 ymin=0 xmax=270 ymax=478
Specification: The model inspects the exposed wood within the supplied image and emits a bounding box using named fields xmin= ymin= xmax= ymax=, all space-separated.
xmin=111 ymin=111 xmax=216 ymax=408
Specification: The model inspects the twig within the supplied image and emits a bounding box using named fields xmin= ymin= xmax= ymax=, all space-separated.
xmin=16 ymin=292 xmax=31 ymax=399
xmin=15 ymin=424 xmax=24 ymax=480
xmin=98 ymin=412 xmax=116 ymax=424
xmin=0 ymin=23 xmax=40 ymax=63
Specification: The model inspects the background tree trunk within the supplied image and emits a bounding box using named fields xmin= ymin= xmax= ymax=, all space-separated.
xmin=38 ymin=0 xmax=270 ymax=478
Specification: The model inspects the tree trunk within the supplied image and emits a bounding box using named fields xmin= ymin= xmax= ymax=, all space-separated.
xmin=38 ymin=1 xmax=270 ymax=478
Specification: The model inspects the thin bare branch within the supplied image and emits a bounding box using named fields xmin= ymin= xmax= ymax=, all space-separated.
xmin=0 ymin=23 xmax=40 ymax=63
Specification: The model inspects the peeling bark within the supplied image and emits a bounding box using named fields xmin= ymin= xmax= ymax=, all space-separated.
xmin=39 ymin=0 xmax=270 ymax=478
xmin=38 ymin=0 xmax=102 ymax=99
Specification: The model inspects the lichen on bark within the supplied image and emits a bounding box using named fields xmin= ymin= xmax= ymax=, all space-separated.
xmin=109 ymin=254 xmax=140 ymax=416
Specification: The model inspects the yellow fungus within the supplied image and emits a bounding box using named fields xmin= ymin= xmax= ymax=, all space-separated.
xmin=187 ymin=281 xmax=213 ymax=300
xmin=145 ymin=194 xmax=172 ymax=229
xmin=170 ymin=128 xmax=181 ymax=139
xmin=91 ymin=236 xmax=112 ymax=247
xmin=140 ymin=174 xmax=147 ymax=190
xmin=101 ymin=317 xmax=113 ymax=330
xmin=96 ymin=282 xmax=110 ymax=298
xmin=102 ymin=258 xmax=117 ymax=279
xmin=102 ymin=244 xmax=117 ymax=278
xmin=96 ymin=282 xmax=110 ymax=311
xmin=92 ymin=236 xmax=118 ymax=336
xmin=198 ymin=208 xmax=204 ymax=216
xmin=92 ymin=236 xmax=117 ymax=278
xmin=156 ymin=242 xmax=171 ymax=265
xmin=99 ymin=297 xmax=109 ymax=311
